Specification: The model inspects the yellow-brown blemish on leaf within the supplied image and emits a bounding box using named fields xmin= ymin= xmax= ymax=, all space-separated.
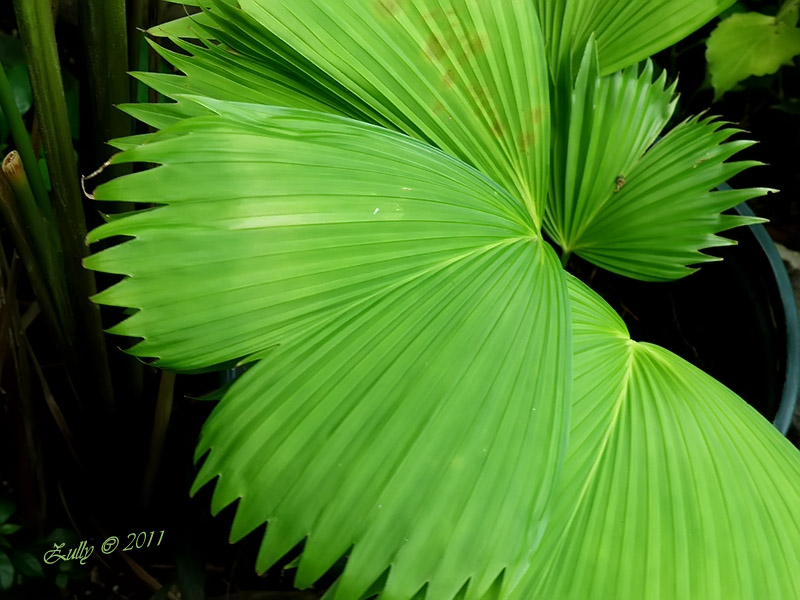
xmin=422 ymin=7 xmax=456 ymax=25
xmin=520 ymin=130 xmax=536 ymax=153
xmin=529 ymin=106 xmax=545 ymax=126
xmin=432 ymin=100 xmax=447 ymax=115
xmin=489 ymin=117 xmax=505 ymax=137
xmin=468 ymin=84 xmax=491 ymax=110
xmin=441 ymin=70 xmax=456 ymax=89
xmin=425 ymin=35 xmax=448 ymax=62
xmin=422 ymin=8 xmax=486 ymax=67
xmin=374 ymin=0 xmax=403 ymax=18
xmin=466 ymin=33 xmax=487 ymax=58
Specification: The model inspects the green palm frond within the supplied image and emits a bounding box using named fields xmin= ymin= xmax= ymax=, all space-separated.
xmin=151 ymin=0 xmax=552 ymax=228
xmin=534 ymin=0 xmax=737 ymax=76
xmin=239 ymin=0 xmax=551 ymax=228
xmin=509 ymin=275 xmax=800 ymax=598
xmin=574 ymin=114 xmax=769 ymax=280
xmin=140 ymin=0 xmax=384 ymax=127
xmin=545 ymin=41 xmax=770 ymax=280
xmin=82 ymin=1 xmax=800 ymax=599
xmin=85 ymin=100 xmax=570 ymax=600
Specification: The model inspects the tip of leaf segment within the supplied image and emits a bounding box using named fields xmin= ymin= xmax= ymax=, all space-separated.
xmin=749 ymin=186 xmax=778 ymax=198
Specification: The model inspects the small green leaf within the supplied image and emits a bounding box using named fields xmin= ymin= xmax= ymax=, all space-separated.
xmin=707 ymin=11 xmax=800 ymax=99
xmin=0 ymin=551 xmax=14 ymax=590
xmin=0 ymin=524 xmax=21 ymax=536
xmin=0 ymin=499 xmax=16 ymax=525
xmin=12 ymin=551 xmax=43 ymax=578
xmin=6 ymin=63 xmax=33 ymax=116
xmin=777 ymin=0 xmax=800 ymax=27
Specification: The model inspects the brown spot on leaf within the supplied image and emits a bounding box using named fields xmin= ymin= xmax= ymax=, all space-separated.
xmin=425 ymin=35 xmax=448 ymax=62
xmin=466 ymin=33 xmax=487 ymax=57
xmin=422 ymin=8 xmax=486 ymax=67
xmin=441 ymin=70 xmax=456 ymax=89
xmin=423 ymin=7 xmax=456 ymax=24
xmin=375 ymin=0 xmax=403 ymax=18
xmin=468 ymin=84 xmax=491 ymax=110
xmin=490 ymin=117 xmax=505 ymax=137
xmin=520 ymin=131 xmax=536 ymax=153
xmin=529 ymin=106 xmax=544 ymax=125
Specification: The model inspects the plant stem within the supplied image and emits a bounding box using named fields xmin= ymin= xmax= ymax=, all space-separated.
xmin=2 ymin=152 xmax=66 ymax=316
xmin=79 ymin=0 xmax=145 ymax=407
xmin=13 ymin=0 xmax=114 ymax=410
xmin=0 ymin=246 xmax=46 ymax=528
xmin=560 ymin=250 xmax=572 ymax=268
xmin=0 ymin=170 xmax=66 ymax=352
xmin=127 ymin=0 xmax=151 ymax=79
xmin=79 ymin=0 xmax=132 ymax=170
xmin=140 ymin=371 xmax=176 ymax=508
xmin=128 ymin=0 xmax=157 ymax=108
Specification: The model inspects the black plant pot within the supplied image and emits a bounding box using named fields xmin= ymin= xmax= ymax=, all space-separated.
xmin=569 ymin=197 xmax=799 ymax=435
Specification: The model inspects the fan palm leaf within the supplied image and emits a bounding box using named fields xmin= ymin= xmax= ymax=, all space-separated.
xmin=83 ymin=1 xmax=800 ymax=598
xmin=85 ymin=99 xmax=570 ymax=600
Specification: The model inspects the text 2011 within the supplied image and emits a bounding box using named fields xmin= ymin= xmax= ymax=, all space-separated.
xmin=123 ymin=530 xmax=165 ymax=551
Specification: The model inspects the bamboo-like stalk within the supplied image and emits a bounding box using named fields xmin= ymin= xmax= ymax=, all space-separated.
xmin=2 ymin=152 xmax=72 ymax=334
xmin=127 ymin=0 xmax=150 ymax=91
xmin=0 ymin=247 xmax=46 ymax=528
xmin=128 ymin=0 xmax=155 ymax=108
xmin=79 ymin=0 xmax=132 ymax=169
xmin=13 ymin=0 xmax=114 ymax=409
xmin=80 ymin=0 xmax=144 ymax=408
xmin=140 ymin=371 xmax=176 ymax=508
xmin=3 ymin=152 xmax=49 ymax=245
xmin=0 ymin=169 xmax=66 ymax=353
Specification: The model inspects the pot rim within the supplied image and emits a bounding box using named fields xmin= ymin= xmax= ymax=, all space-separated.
xmin=726 ymin=183 xmax=800 ymax=435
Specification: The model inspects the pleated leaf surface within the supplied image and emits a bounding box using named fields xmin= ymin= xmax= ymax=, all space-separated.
xmin=236 ymin=0 xmax=551 ymax=229
xmin=504 ymin=275 xmax=800 ymax=599
xmin=544 ymin=41 xmax=676 ymax=255
xmin=85 ymin=3 xmax=800 ymax=600
xmin=132 ymin=0 xmax=385 ymax=130
xmin=84 ymin=99 xmax=571 ymax=600
xmin=533 ymin=0 xmax=736 ymax=76
xmin=546 ymin=43 xmax=770 ymax=281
